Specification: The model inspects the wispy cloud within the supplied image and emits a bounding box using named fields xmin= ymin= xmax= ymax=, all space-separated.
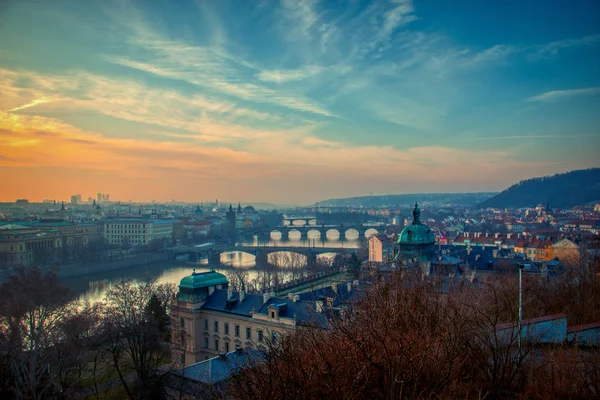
xmin=533 ymin=34 xmax=600 ymax=59
xmin=527 ymin=87 xmax=600 ymax=102
xmin=257 ymin=66 xmax=324 ymax=83
xmin=7 ymin=98 xmax=52 ymax=112
xmin=472 ymin=133 xmax=600 ymax=140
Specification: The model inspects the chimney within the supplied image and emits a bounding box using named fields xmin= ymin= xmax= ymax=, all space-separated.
xmin=495 ymin=233 xmax=500 ymax=239
xmin=263 ymin=292 xmax=270 ymax=304
xmin=227 ymin=289 xmax=233 ymax=301
xmin=315 ymin=301 xmax=324 ymax=313
xmin=475 ymin=254 xmax=480 ymax=261
xmin=239 ymin=291 xmax=245 ymax=302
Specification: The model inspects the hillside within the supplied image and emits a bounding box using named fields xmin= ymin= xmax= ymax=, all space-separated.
xmin=479 ymin=168 xmax=600 ymax=209
xmin=317 ymin=193 xmax=496 ymax=208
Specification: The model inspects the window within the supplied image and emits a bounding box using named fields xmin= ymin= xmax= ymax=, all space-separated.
xmin=246 ymin=327 xmax=251 ymax=339
xmin=204 ymin=319 xmax=209 ymax=330
xmin=271 ymin=311 xmax=275 ymax=319
xmin=180 ymin=317 xmax=185 ymax=329
xmin=214 ymin=339 xmax=219 ymax=351
xmin=204 ymin=338 xmax=208 ymax=348
xmin=235 ymin=324 xmax=240 ymax=337
xmin=225 ymin=342 xmax=230 ymax=352
xmin=224 ymin=323 xmax=229 ymax=335
xmin=258 ymin=330 xmax=264 ymax=342
xmin=214 ymin=320 xmax=219 ymax=332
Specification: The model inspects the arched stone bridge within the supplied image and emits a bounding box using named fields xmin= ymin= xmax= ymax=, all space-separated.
xmin=240 ymin=223 xmax=385 ymax=240
xmin=169 ymin=244 xmax=356 ymax=267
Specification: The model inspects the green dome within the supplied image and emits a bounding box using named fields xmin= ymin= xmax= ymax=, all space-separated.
xmin=179 ymin=270 xmax=227 ymax=289
xmin=194 ymin=206 xmax=204 ymax=215
xmin=398 ymin=203 xmax=435 ymax=245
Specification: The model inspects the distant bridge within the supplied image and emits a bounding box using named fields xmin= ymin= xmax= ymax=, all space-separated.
xmin=169 ymin=243 xmax=356 ymax=266
xmin=239 ymin=223 xmax=387 ymax=240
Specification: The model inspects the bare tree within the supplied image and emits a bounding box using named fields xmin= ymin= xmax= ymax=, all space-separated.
xmin=226 ymin=270 xmax=250 ymax=292
xmin=101 ymin=280 xmax=176 ymax=399
xmin=0 ymin=266 xmax=75 ymax=400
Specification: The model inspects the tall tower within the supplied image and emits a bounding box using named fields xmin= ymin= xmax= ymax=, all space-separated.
xmin=226 ymin=204 xmax=236 ymax=239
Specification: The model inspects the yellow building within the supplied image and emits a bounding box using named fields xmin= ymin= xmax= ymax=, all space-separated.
xmin=170 ymin=270 xmax=330 ymax=366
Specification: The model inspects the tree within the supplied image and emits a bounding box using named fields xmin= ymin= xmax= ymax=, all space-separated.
xmin=0 ymin=266 xmax=75 ymax=400
xmin=226 ymin=270 xmax=250 ymax=293
xmin=347 ymin=253 xmax=362 ymax=278
xmin=101 ymin=280 xmax=176 ymax=399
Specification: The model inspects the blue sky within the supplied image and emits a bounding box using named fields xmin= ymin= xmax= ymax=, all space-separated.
xmin=0 ymin=0 xmax=599 ymax=204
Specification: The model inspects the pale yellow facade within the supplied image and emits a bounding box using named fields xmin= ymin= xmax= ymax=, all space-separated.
xmin=171 ymin=293 xmax=297 ymax=366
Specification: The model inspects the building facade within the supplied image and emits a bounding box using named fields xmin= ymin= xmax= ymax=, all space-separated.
xmin=103 ymin=219 xmax=180 ymax=246
xmin=170 ymin=270 xmax=329 ymax=366
xmin=368 ymin=234 xmax=396 ymax=264
xmin=0 ymin=224 xmax=63 ymax=268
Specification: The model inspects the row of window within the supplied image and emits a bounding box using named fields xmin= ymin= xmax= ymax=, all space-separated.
xmin=203 ymin=332 xmax=277 ymax=352
xmin=204 ymin=319 xmax=274 ymax=343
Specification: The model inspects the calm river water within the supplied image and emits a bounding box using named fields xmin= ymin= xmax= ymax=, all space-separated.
xmin=60 ymin=235 xmax=361 ymax=303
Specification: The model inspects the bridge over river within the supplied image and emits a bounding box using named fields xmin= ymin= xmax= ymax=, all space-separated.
xmin=169 ymin=243 xmax=357 ymax=267
xmin=239 ymin=223 xmax=387 ymax=240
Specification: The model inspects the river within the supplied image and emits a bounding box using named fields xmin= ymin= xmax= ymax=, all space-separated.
xmin=60 ymin=235 xmax=362 ymax=303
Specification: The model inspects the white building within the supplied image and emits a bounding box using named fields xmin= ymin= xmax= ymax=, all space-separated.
xmin=103 ymin=218 xmax=179 ymax=246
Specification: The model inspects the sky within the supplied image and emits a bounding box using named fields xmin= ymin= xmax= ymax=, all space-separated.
xmin=1 ymin=0 xmax=599 ymax=205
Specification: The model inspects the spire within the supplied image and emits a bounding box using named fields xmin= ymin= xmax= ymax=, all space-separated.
xmin=237 ymin=202 xmax=242 ymax=213
xmin=412 ymin=202 xmax=421 ymax=224
xmin=229 ymin=204 xmax=233 ymax=212
xmin=61 ymin=201 xmax=65 ymax=211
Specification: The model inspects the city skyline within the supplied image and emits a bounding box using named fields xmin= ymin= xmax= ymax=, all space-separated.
xmin=1 ymin=0 xmax=599 ymax=204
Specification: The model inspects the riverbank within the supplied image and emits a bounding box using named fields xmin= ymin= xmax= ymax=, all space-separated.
xmin=0 ymin=251 xmax=171 ymax=283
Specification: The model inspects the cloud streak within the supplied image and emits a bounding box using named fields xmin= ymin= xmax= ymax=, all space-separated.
xmin=527 ymin=87 xmax=600 ymax=102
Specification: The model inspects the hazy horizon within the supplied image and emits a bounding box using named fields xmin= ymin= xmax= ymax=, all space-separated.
xmin=1 ymin=0 xmax=599 ymax=204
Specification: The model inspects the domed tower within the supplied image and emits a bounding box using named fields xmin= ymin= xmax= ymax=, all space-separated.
xmin=396 ymin=203 xmax=436 ymax=275
xmin=171 ymin=269 xmax=228 ymax=366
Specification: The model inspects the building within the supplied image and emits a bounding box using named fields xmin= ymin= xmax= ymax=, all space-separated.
xmin=552 ymin=238 xmax=579 ymax=263
xmin=226 ymin=205 xmax=236 ymax=238
xmin=0 ymin=224 xmax=63 ymax=268
xmin=103 ymin=218 xmax=181 ymax=246
xmin=368 ymin=234 xmax=396 ymax=264
xmin=170 ymin=269 xmax=332 ymax=366
xmin=395 ymin=203 xmax=436 ymax=275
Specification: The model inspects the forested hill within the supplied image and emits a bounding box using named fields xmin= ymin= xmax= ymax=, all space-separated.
xmin=317 ymin=193 xmax=495 ymax=207
xmin=479 ymin=168 xmax=600 ymax=209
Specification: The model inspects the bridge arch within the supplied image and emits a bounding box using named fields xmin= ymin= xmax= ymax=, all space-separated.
xmin=267 ymin=251 xmax=307 ymax=267
xmin=287 ymin=228 xmax=302 ymax=240
xmin=306 ymin=228 xmax=321 ymax=239
xmin=364 ymin=228 xmax=379 ymax=238
xmin=325 ymin=229 xmax=341 ymax=239
xmin=219 ymin=250 xmax=256 ymax=268
xmin=269 ymin=230 xmax=283 ymax=240
xmin=291 ymin=219 xmax=307 ymax=227
xmin=344 ymin=228 xmax=360 ymax=240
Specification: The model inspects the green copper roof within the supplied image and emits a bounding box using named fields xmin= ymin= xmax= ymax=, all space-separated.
xmin=179 ymin=270 xmax=227 ymax=289
xmin=398 ymin=203 xmax=435 ymax=245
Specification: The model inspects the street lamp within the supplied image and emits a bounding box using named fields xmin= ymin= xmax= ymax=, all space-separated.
xmin=518 ymin=263 xmax=525 ymax=354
